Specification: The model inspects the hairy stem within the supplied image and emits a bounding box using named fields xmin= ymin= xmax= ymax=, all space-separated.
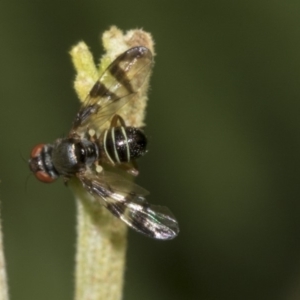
xmin=70 ymin=27 xmax=154 ymax=300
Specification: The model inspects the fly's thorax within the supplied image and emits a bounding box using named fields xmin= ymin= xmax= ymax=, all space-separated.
xmin=51 ymin=137 xmax=99 ymax=176
xmin=100 ymin=126 xmax=147 ymax=165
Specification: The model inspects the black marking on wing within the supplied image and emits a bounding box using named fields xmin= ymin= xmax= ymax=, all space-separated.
xmin=106 ymin=202 xmax=127 ymax=218
xmin=78 ymin=171 xmax=179 ymax=240
xmin=73 ymin=105 xmax=99 ymax=129
xmin=89 ymin=81 xmax=119 ymax=99
xmin=109 ymin=61 xmax=134 ymax=94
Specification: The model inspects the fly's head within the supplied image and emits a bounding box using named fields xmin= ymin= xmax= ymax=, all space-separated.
xmin=29 ymin=144 xmax=59 ymax=183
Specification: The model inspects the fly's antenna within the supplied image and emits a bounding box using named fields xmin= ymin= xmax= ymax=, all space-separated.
xmin=20 ymin=151 xmax=28 ymax=164
xmin=24 ymin=172 xmax=32 ymax=193
xmin=20 ymin=150 xmax=31 ymax=193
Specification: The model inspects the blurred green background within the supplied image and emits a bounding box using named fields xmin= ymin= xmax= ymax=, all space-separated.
xmin=1 ymin=1 xmax=300 ymax=299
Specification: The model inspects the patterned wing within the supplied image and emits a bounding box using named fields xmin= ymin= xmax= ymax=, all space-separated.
xmin=72 ymin=46 xmax=153 ymax=133
xmin=78 ymin=171 xmax=179 ymax=240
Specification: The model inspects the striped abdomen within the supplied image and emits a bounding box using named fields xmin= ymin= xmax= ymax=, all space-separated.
xmin=101 ymin=126 xmax=147 ymax=164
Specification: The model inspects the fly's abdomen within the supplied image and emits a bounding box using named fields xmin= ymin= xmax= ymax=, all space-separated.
xmin=101 ymin=126 xmax=147 ymax=164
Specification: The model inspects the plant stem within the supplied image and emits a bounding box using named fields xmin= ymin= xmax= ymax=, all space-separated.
xmin=70 ymin=27 xmax=154 ymax=300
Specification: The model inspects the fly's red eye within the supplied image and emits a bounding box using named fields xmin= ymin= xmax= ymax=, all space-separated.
xmin=30 ymin=144 xmax=45 ymax=158
xmin=35 ymin=171 xmax=56 ymax=183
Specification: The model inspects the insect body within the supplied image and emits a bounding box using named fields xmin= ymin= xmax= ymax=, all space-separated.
xmin=29 ymin=46 xmax=179 ymax=240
